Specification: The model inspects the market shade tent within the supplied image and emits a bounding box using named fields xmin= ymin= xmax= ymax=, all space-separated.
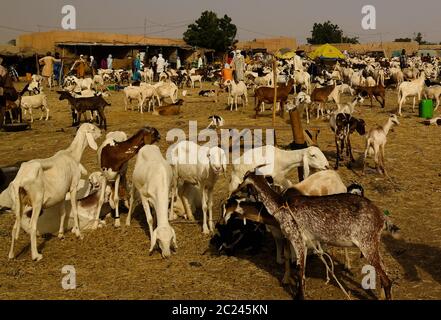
xmin=308 ymin=43 xmax=346 ymax=60
xmin=275 ymin=48 xmax=296 ymax=59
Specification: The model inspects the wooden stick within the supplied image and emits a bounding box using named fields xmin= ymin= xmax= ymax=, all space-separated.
xmin=35 ymin=53 xmax=40 ymax=75
xmin=272 ymin=58 xmax=277 ymax=126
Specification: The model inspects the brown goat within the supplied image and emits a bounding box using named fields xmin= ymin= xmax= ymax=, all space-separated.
xmin=254 ymin=78 xmax=294 ymax=118
xmin=233 ymin=172 xmax=395 ymax=300
xmin=311 ymin=84 xmax=336 ymax=119
xmin=100 ymin=126 xmax=161 ymax=227
xmin=355 ymin=84 xmax=385 ymax=108
xmin=333 ymin=114 xmax=366 ymax=169
xmin=153 ymin=99 xmax=184 ymax=116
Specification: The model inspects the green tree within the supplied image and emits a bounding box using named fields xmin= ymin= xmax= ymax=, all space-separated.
xmin=183 ymin=11 xmax=237 ymax=52
xmin=413 ymin=32 xmax=428 ymax=45
xmin=307 ymin=21 xmax=359 ymax=44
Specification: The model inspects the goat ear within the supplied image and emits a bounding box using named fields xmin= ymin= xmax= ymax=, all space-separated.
xmin=86 ymin=132 xmax=98 ymax=151
xmin=149 ymin=229 xmax=157 ymax=254
xmin=303 ymin=153 xmax=310 ymax=179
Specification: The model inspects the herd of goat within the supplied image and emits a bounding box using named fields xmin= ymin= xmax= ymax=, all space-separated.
xmin=1 ymin=51 xmax=441 ymax=300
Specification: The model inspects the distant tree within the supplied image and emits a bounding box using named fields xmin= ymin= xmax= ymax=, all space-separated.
xmin=183 ymin=11 xmax=237 ymax=52
xmin=307 ymin=21 xmax=359 ymax=44
xmin=413 ymin=32 xmax=429 ymax=45
xmin=394 ymin=38 xmax=412 ymax=42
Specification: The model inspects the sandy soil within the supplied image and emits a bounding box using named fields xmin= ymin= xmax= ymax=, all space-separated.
xmin=0 ymin=82 xmax=441 ymax=300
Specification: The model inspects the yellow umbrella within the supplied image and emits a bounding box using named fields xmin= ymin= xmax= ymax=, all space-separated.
xmin=275 ymin=48 xmax=296 ymax=59
xmin=308 ymin=43 xmax=346 ymax=60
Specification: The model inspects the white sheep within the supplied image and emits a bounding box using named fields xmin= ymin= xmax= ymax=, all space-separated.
xmin=397 ymin=73 xmax=426 ymax=116
xmin=170 ymin=141 xmax=227 ymax=234
xmin=123 ymin=86 xmax=143 ymax=111
xmin=19 ymin=172 xmax=110 ymax=235
xmin=229 ymin=145 xmax=330 ymax=193
xmin=127 ymin=145 xmax=177 ymax=258
xmin=8 ymin=123 xmax=101 ymax=261
xmin=225 ymin=79 xmax=248 ymax=111
xmin=293 ymin=70 xmax=311 ymax=94
xmin=155 ymin=81 xmax=178 ymax=105
xmin=190 ymin=75 xmax=203 ymax=88
xmin=139 ymin=83 xmax=160 ymax=113
xmin=363 ymin=114 xmax=400 ymax=175
xmin=20 ymin=92 xmax=49 ymax=122
xmin=424 ymin=85 xmax=441 ymax=111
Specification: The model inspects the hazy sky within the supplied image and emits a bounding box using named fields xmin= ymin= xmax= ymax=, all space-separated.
xmin=1 ymin=0 xmax=440 ymax=44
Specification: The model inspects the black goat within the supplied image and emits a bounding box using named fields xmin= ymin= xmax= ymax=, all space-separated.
xmin=333 ymin=113 xmax=366 ymax=169
xmin=58 ymin=91 xmax=110 ymax=130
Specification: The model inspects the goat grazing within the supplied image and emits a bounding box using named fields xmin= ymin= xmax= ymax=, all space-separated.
xmin=232 ymin=171 xmax=396 ymax=300
xmin=127 ymin=145 xmax=177 ymax=258
xmin=229 ymin=145 xmax=329 ymax=192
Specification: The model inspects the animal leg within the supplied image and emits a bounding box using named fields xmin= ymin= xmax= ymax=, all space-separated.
xmin=201 ymin=187 xmax=209 ymax=235
xmin=360 ymin=243 xmax=392 ymax=300
xmin=114 ymin=175 xmax=121 ymax=228
xmin=70 ymin=180 xmax=82 ymax=239
xmin=126 ymin=183 xmax=135 ymax=227
xmin=207 ymin=187 xmax=214 ymax=232
xmin=8 ymin=196 xmax=22 ymax=259
xmin=58 ymin=202 xmax=67 ymax=239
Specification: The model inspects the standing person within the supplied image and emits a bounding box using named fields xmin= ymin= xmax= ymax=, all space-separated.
xmin=198 ymin=55 xmax=203 ymax=69
xmin=134 ymin=53 xmax=141 ymax=73
xmin=156 ymin=53 xmax=165 ymax=81
xmin=90 ymin=55 xmax=98 ymax=76
xmin=53 ymin=52 xmax=63 ymax=87
xmin=100 ymin=57 xmax=108 ymax=69
xmin=151 ymin=55 xmax=157 ymax=69
xmin=0 ymin=57 xmax=19 ymax=127
xmin=107 ymin=54 xmax=113 ymax=70
xmin=176 ymin=56 xmax=181 ymax=70
xmin=39 ymin=52 xmax=60 ymax=90
xmin=400 ymin=49 xmax=407 ymax=69
xmin=232 ymin=50 xmax=245 ymax=82
xmin=71 ymin=55 xmax=86 ymax=78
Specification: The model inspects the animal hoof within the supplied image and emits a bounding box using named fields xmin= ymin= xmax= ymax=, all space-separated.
xmin=32 ymin=253 xmax=43 ymax=261
xmin=58 ymin=233 xmax=65 ymax=240
xmin=8 ymin=252 xmax=15 ymax=260
xmin=202 ymin=226 xmax=210 ymax=235
xmin=114 ymin=218 xmax=121 ymax=228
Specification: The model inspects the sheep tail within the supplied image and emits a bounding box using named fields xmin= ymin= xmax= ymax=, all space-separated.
xmin=384 ymin=217 xmax=401 ymax=239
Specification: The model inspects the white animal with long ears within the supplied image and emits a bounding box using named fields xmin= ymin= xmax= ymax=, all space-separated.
xmin=8 ymin=123 xmax=101 ymax=261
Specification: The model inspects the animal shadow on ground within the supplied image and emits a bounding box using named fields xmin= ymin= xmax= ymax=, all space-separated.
xmin=207 ymin=232 xmax=377 ymax=299
xmin=15 ymin=234 xmax=54 ymax=259
xmin=383 ymin=235 xmax=441 ymax=284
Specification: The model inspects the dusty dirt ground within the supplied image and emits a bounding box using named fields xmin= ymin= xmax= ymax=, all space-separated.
xmin=1 ymin=81 xmax=441 ymax=300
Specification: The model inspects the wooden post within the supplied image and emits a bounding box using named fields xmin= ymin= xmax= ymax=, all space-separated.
xmin=289 ymin=109 xmax=308 ymax=182
xmin=272 ymin=58 xmax=277 ymax=126
xmin=59 ymin=47 xmax=65 ymax=86
xmin=35 ymin=53 xmax=40 ymax=75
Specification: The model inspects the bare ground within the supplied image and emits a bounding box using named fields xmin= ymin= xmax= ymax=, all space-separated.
xmin=1 ymin=83 xmax=441 ymax=300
